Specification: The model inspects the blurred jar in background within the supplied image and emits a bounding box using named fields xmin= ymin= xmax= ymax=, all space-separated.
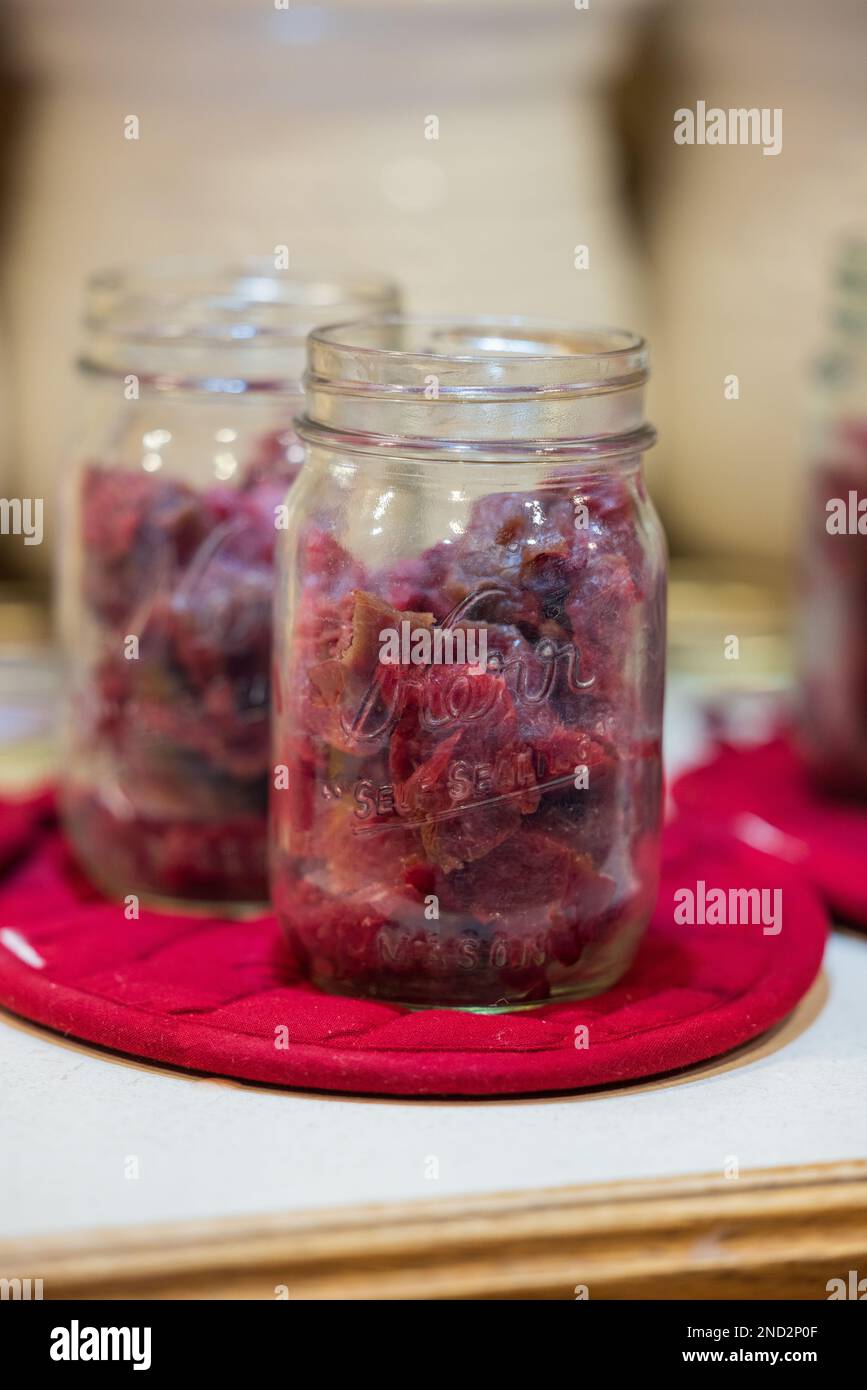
xmin=641 ymin=0 xmax=867 ymax=564
xmin=58 ymin=261 xmax=399 ymax=906
xmin=798 ymin=240 xmax=867 ymax=796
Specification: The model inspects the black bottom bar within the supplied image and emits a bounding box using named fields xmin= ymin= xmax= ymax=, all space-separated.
xmin=1 ymin=1298 xmax=863 ymax=1375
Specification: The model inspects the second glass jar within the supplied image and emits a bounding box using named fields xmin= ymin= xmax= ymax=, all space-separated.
xmin=272 ymin=317 xmax=667 ymax=1008
xmin=59 ymin=261 xmax=400 ymax=908
xmin=797 ymin=239 xmax=867 ymax=797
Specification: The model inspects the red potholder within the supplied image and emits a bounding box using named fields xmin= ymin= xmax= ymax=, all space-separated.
xmin=674 ymin=734 xmax=867 ymax=928
xmin=0 ymin=796 xmax=827 ymax=1097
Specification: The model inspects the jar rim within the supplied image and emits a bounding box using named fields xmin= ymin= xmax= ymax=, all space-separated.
xmin=84 ymin=258 xmax=401 ymax=347
xmin=308 ymin=314 xmax=648 ymax=389
xmin=303 ymin=315 xmax=652 ymax=458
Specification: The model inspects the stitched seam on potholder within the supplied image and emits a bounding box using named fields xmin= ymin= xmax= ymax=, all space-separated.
xmin=12 ymin=962 xmax=813 ymax=1056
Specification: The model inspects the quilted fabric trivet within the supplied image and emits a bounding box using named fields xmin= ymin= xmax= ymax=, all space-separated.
xmin=674 ymin=733 xmax=867 ymax=928
xmin=0 ymin=794 xmax=827 ymax=1097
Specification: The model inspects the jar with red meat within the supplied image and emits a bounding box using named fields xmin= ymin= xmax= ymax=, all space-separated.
xmin=272 ymin=317 xmax=666 ymax=1007
xmin=797 ymin=239 xmax=867 ymax=796
xmin=59 ymin=261 xmax=399 ymax=907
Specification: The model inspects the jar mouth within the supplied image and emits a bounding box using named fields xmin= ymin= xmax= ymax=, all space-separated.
xmin=85 ymin=258 xmax=401 ymax=348
xmin=308 ymin=315 xmax=648 ymax=394
xmin=302 ymin=315 xmax=653 ymax=459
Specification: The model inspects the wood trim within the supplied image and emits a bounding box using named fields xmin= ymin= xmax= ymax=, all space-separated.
xmin=3 ymin=1160 xmax=866 ymax=1300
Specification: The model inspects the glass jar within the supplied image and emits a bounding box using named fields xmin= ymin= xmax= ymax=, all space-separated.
xmin=272 ymin=317 xmax=666 ymax=1008
xmin=797 ymin=240 xmax=867 ymax=796
xmin=58 ymin=260 xmax=399 ymax=908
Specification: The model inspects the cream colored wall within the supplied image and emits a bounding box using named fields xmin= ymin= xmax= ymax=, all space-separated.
xmin=0 ymin=0 xmax=652 ymax=577
xmin=11 ymin=0 xmax=862 ymax=571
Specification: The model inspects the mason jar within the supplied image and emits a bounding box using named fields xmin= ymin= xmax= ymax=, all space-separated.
xmin=58 ymin=260 xmax=399 ymax=908
xmin=272 ymin=317 xmax=666 ymax=1008
xmin=797 ymin=239 xmax=867 ymax=796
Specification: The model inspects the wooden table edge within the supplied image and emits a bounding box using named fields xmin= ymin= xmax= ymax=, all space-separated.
xmin=2 ymin=1159 xmax=866 ymax=1300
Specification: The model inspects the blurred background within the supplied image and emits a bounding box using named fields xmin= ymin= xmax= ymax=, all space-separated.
xmin=0 ymin=0 xmax=865 ymax=775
